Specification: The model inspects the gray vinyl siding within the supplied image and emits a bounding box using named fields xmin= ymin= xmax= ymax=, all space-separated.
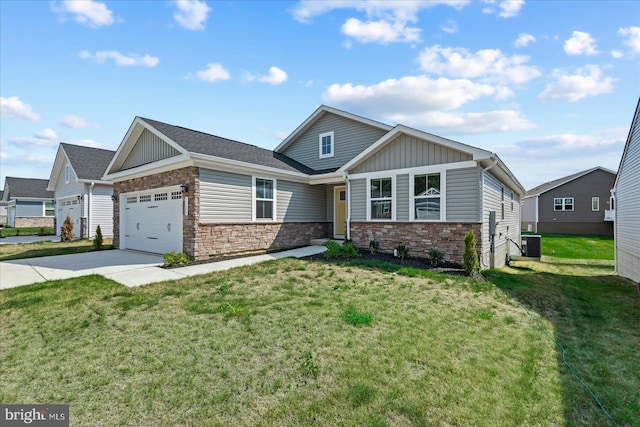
xmin=282 ymin=113 xmax=387 ymax=171
xmin=122 ymin=129 xmax=180 ymax=170
xmin=199 ymin=169 xmax=252 ymax=222
xmin=277 ymin=180 xmax=327 ymax=222
xmin=16 ymin=201 xmax=45 ymax=217
xmin=55 ymin=160 xmax=85 ymax=199
xmin=615 ymin=105 xmax=640 ymax=282
xmin=352 ymin=134 xmax=472 ymax=174
xmin=396 ymin=174 xmax=409 ymax=221
xmin=482 ymin=171 xmax=521 ymax=269
xmin=90 ymin=185 xmax=114 ymax=237
xmin=350 ymin=179 xmax=366 ymax=221
xmin=446 ymin=167 xmax=480 ymax=222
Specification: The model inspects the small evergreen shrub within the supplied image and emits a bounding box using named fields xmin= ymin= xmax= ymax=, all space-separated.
xmin=323 ymin=240 xmax=343 ymax=258
xmin=462 ymin=230 xmax=480 ymax=276
xmin=93 ymin=225 xmax=104 ymax=250
xmin=341 ymin=241 xmax=361 ymax=259
xmin=60 ymin=214 xmax=74 ymax=242
xmin=163 ymin=251 xmax=190 ymax=267
xmin=394 ymin=243 xmax=410 ymax=261
xmin=429 ymin=248 xmax=444 ymax=267
xmin=369 ymin=240 xmax=380 ymax=254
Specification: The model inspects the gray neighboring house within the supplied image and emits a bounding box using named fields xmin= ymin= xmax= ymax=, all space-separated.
xmin=521 ymin=167 xmax=616 ymax=236
xmin=47 ymin=143 xmax=115 ymax=239
xmin=2 ymin=177 xmax=55 ymax=228
xmin=0 ymin=191 xmax=7 ymax=224
xmin=103 ymin=105 xmax=525 ymax=268
xmin=613 ymin=98 xmax=640 ymax=284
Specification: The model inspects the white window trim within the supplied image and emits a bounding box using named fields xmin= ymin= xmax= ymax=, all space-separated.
xmin=592 ymin=197 xmax=599 ymax=211
xmin=65 ymin=165 xmax=70 ymax=184
xmin=252 ymin=176 xmax=277 ymax=222
xmin=409 ymin=169 xmax=447 ymax=222
xmin=319 ymin=131 xmax=334 ymax=159
xmin=366 ymin=175 xmax=395 ymax=221
xmin=43 ymin=201 xmax=55 ymax=217
xmin=554 ymin=197 xmax=574 ymax=211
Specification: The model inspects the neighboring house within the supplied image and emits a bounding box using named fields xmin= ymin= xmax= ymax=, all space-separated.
xmin=521 ymin=167 xmax=616 ymax=236
xmin=613 ymin=98 xmax=640 ymax=284
xmin=0 ymin=191 xmax=7 ymax=224
xmin=2 ymin=177 xmax=55 ymax=228
xmin=47 ymin=143 xmax=115 ymax=239
xmin=103 ymin=105 xmax=525 ymax=268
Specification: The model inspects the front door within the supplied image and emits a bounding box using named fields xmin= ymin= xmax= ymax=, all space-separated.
xmin=334 ymin=186 xmax=346 ymax=238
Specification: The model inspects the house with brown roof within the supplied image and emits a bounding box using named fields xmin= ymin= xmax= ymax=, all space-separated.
xmin=103 ymin=106 xmax=525 ymax=267
xmin=521 ymin=167 xmax=616 ymax=236
xmin=2 ymin=177 xmax=55 ymax=228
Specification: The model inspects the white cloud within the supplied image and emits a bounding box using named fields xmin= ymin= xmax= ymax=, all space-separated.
xmin=60 ymin=115 xmax=99 ymax=129
xmin=323 ymin=75 xmax=506 ymax=116
xmin=564 ymin=31 xmax=599 ymax=56
xmin=611 ymin=50 xmax=623 ymax=59
xmin=196 ymin=63 xmax=231 ymax=82
xmin=0 ymin=96 xmax=40 ymax=121
xmin=498 ymin=0 xmax=524 ymax=17
xmin=72 ymin=139 xmax=102 ymax=148
xmin=539 ymin=65 xmax=614 ymax=102
xmin=387 ymin=109 xmax=534 ymax=134
xmin=515 ymin=132 xmax=624 ymax=159
xmin=58 ymin=0 xmax=114 ymax=27
xmin=10 ymin=128 xmax=59 ymax=146
xmin=441 ymin=20 xmax=457 ymax=34
xmin=173 ymin=0 xmax=211 ymax=31
xmin=258 ymin=67 xmax=288 ymax=85
xmin=80 ymin=50 xmax=159 ymax=67
xmin=342 ymin=17 xmax=420 ymax=44
xmin=274 ymin=131 xmax=289 ymax=140
xmin=618 ymin=26 xmax=640 ymax=53
xmin=26 ymin=155 xmax=55 ymax=165
xmin=0 ymin=151 xmax=7 ymax=159
xmin=417 ymin=45 xmax=540 ymax=84
xmin=515 ymin=33 xmax=535 ymax=47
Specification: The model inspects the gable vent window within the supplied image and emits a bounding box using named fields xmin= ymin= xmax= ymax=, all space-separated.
xmin=319 ymin=131 xmax=334 ymax=159
xmin=65 ymin=165 xmax=70 ymax=183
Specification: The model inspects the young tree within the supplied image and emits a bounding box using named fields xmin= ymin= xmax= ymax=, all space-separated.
xmin=462 ymin=230 xmax=480 ymax=276
xmin=60 ymin=214 xmax=74 ymax=242
xmin=93 ymin=225 xmax=103 ymax=250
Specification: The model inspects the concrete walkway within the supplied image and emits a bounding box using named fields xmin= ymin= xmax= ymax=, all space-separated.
xmin=0 ymin=246 xmax=326 ymax=290
xmin=0 ymin=235 xmax=60 ymax=245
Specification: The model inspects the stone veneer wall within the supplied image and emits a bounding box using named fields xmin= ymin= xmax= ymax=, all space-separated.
xmin=15 ymin=217 xmax=55 ymax=228
xmin=350 ymin=222 xmax=482 ymax=263
xmin=112 ymin=167 xmax=199 ymax=254
xmin=193 ymin=222 xmax=330 ymax=260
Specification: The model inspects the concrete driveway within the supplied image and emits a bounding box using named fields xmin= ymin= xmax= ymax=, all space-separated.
xmin=0 ymin=246 xmax=327 ymax=290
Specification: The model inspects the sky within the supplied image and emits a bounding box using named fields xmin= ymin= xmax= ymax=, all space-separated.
xmin=1 ymin=0 xmax=639 ymax=191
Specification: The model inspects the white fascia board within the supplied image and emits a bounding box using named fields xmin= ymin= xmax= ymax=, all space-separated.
xmin=77 ymin=179 xmax=113 ymax=186
xmin=47 ymin=145 xmax=68 ymax=191
xmin=103 ymin=155 xmax=192 ymax=182
xmin=275 ymin=105 xmax=392 ymax=153
xmin=478 ymin=156 xmax=526 ymax=195
xmin=13 ymin=197 xmax=54 ymax=202
xmin=191 ymin=153 xmax=310 ymax=184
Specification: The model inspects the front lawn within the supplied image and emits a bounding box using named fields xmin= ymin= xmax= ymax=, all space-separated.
xmin=1 ymin=255 xmax=637 ymax=425
xmin=523 ymin=233 xmax=614 ymax=260
xmin=0 ymin=239 xmax=113 ymax=261
xmin=0 ymin=226 xmax=54 ymax=237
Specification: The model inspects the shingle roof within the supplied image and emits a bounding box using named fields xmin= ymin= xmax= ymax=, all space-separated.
xmin=525 ymin=167 xmax=616 ymax=197
xmin=5 ymin=177 xmax=54 ymax=199
xmin=61 ymin=143 xmax=115 ymax=180
xmin=140 ymin=117 xmax=337 ymax=175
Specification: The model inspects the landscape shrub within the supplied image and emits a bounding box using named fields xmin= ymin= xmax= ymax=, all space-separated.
xmin=323 ymin=240 xmax=343 ymax=258
xmin=341 ymin=241 xmax=361 ymax=259
xmin=394 ymin=243 xmax=410 ymax=261
xmin=163 ymin=251 xmax=190 ymax=267
xmin=462 ymin=230 xmax=480 ymax=275
xmin=369 ymin=240 xmax=380 ymax=254
xmin=429 ymin=248 xmax=444 ymax=267
xmin=60 ymin=215 xmax=74 ymax=242
xmin=93 ymin=225 xmax=103 ymax=250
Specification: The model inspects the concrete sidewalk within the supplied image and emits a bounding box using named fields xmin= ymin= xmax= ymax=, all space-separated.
xmin=0 ymin=246 xmax=326 ymax=290
xmin=0 ymin=235 xmax=60 ymax=245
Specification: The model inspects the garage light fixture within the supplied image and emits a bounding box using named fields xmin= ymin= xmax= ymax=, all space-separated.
xmin=77 ymin=195 xmax=83 ymax=201
xmin=180 ymin=184 xmax=188 ymax=193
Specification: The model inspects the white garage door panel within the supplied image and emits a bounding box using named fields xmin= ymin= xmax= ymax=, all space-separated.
xmin=57 ymin=199 xmax=82 ymax=236
xmin=123 ymin=191 xmax=183 ymax=254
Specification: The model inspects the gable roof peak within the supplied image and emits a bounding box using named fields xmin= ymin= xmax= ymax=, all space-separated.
xmin=525 ymin=166 xmax=616 ymax=197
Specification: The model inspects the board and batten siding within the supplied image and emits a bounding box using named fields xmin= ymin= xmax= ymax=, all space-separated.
xmin=351 ymin=134 xmax=472 ymax=174
xmin=282 ymin=112 xmax=387 ymax=171
xmin=446 ymin=167 xmax=480 ymax=222
xmin=277 ymin=180 xmax=327 ymax=222
xmin=396 ymin=174 xmax=410 ymax=221
xmin=481 ymin=171 xmax=521 ymax=269
xmin=122 ymin=129 xmax=180 ymax=170
xmin=90 ymin=185 xmax=114 ymax=237
xmin=615 ymin=103 xmax=640 ymax=282
xmin=350 ymin=178 xmax=366 ymax=222
xmin=199 ymin=169 xmax=252 ymax=222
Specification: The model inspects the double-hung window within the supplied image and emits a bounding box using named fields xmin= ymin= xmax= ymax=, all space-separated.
xmin=319 ymin=131 xmax=334 ymax=159
xmin=44 ymin=201 xmax=55 ymax=217
xmin=592 ymin=197 xmax=599 ymax=211
xmin=554 ymin=197 xmax=574 ymax=211
xmin=369 ymin=177 xmax=392 ymax=220
xmin=255 ymin=177 xmax=275 ymax=220
xmin=414 ymin=173 xmax=441 ymax=220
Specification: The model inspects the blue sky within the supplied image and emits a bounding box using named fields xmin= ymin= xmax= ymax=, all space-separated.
xmin=1 ymin=0 xmax=638 ymax=190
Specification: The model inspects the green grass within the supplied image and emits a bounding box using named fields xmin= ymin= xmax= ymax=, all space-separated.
xmin=1 ymin=254 xmax=637 ymax=426
xmin=524 ymin=233 xmax=614 ymax=260
xmin=0 ymin=226 xmax=55 ymax=237
xmin=0 ymin=239 xmax=114 ymax=261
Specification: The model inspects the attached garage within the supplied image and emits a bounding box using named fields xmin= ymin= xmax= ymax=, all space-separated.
xmin=57 ymin=197 xmax=83 ymax=237
xmin=120 ymin=187 xmax=184 ymax=254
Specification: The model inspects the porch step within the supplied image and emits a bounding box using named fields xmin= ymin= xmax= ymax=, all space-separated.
xmin=310 ymin=238 xmax=344 ymax=246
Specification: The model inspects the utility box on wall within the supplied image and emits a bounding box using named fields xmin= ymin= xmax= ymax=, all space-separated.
xmin=521 ymin=235 xmax=541 ymax=257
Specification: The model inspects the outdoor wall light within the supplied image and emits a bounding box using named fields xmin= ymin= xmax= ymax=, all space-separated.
xmin=180 ymin=184 xmax=188 ymax=193
xmin=77 ymin=195 xmax=83 ymax=201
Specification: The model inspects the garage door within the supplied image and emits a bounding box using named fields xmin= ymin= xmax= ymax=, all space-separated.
xmin=57 ymin=198 xmax=82 ymax=237
xmin=122 ymin=189 xmax=183 ymax=254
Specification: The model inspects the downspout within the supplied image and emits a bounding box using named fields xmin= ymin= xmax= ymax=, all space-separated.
xmin=481 ymin=158 xmax=498 ymax=268
xmin=88 ymin=182 xmax=95 ymax=238
xmin=344 ymin=173 xmax=351 ymax=241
